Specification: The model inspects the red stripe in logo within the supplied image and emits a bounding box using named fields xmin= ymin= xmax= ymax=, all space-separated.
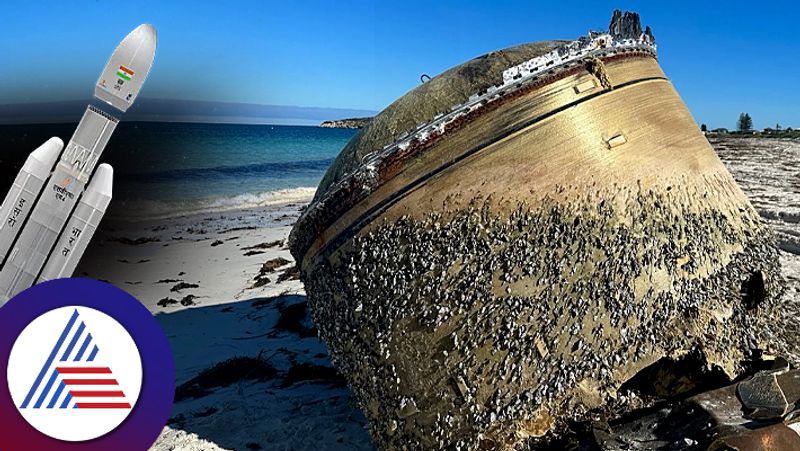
xmin=56 ymin=367 xmax=112 ymax=374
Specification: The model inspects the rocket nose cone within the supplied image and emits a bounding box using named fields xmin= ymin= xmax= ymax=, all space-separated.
xmin=89 ymin=164 xmax=114 ymax=197
xmin=95 ymin=23 xmax=157 ymax=112
xmin=133 ymin=23 xmax=157 ymax=42
xmin=126 ymin=23 xmax=157 ymax=52
xmin=30 ymin=137 xmax=64 ymax=165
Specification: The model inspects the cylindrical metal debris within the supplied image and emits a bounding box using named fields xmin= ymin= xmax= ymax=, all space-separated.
xmin=290 ymin=10 xmax=785 ymax=450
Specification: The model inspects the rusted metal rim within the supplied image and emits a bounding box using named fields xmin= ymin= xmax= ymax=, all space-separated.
xmin=289 ymin=51 xmax=659 ymax=266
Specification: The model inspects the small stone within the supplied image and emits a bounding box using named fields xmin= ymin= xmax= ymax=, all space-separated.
xmin=737 ymin=372 xmax=789 ymax=420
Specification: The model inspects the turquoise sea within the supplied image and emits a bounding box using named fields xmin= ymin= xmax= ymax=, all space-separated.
xmin=0 ymin=122 xmax=357 ymax=219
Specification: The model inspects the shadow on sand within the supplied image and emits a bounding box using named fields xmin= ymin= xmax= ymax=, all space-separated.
xmin=155 ymin=294 xmax=374 ymax=450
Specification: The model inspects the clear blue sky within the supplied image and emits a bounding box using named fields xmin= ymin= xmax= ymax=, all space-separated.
xmin=1 ymin=0 xmax=798 ymax=129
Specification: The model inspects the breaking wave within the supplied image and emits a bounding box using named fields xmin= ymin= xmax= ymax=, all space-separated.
xmin=108 ymin=187 xmax=317 ymax=221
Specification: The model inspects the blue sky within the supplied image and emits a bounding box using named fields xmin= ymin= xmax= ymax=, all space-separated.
xmin=0 ymin=1 xmax=797 ymax=129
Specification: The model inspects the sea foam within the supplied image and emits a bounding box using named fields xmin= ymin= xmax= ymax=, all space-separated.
xmin=109 ymin=187 xmax=316 ymax=221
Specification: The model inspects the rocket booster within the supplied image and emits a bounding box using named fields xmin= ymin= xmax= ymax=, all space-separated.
xmin=0 ymin=24 xmax=156 ymax=303
xmin=0 ymin=108 xmax=116 ymax=300
xmin=0 ymin=137 xmax=62 ymax=259
xmin=39 ymin=164 xmax=113 ymax=282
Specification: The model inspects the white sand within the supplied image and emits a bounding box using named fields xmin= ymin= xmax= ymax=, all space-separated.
xmin=79 ymin=203 xmax=306 ymax=309
xmin=76 ymin=202 xmax=374 ymax=451
xmin=713 ymin=138 xmax=800 ymax=354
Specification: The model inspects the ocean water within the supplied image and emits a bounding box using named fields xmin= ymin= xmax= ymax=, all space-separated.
xmin=0 ymin=122 xmax=356 ymax=219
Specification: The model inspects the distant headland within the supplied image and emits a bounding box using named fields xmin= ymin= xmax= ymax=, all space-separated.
xmin=319 ymin=117 xmax=372 ymax=129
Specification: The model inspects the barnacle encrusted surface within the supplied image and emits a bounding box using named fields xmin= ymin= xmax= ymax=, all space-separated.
xmin=302 ymin=178 xmax=783 ymax=449
xmin=290 ymin=10 xmax=788 ymax=450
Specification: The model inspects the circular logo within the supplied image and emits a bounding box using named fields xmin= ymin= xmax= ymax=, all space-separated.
xmin=0 ymin=278 xmax=174 ymax=451
xmin=8 ymin=306 xmax=143 ymax=441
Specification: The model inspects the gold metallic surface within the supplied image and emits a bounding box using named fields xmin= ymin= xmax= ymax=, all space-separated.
xmin=302 ymin=56 xmax=669 ymax=267
xmin=371 ymin=77 xmax=741 ymax=227
xmin=295 ymin=51 xmax=784 ymax=449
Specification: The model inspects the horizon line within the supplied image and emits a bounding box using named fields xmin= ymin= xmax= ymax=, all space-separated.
xmin=0 ymin=97 xmax=378 ymax=114
xmin=0 ymin=118 xmax=362 ymax=127
xmin=0 ymin=97 xmax=378 ymax=127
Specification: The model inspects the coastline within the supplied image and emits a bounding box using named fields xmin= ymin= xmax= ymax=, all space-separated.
xmin=106 ymin=187 xmax=318 ymax=223
xmin=80 ymin=200 xmax=310 ymax=311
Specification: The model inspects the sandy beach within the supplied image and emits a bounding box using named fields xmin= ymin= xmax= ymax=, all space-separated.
xmin=72 ymin=137 xmax=799 ymax=451
xmin=78 ymin=198 xmax=375 ymax=450
xmin=80 ymin=201 xmax=308 ymax=311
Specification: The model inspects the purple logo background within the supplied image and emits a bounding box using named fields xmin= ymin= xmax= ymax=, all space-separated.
xmin=0 ymin=278 xmax=175 ymax=451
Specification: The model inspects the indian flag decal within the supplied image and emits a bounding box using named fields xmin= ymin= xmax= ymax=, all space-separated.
xmin=116 ymin=65 xmax=134 ymax=81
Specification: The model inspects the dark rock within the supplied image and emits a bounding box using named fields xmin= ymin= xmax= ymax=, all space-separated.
xmin=157 ymin=297 xmax=178 ymax=308
xmin=180 ymin=295 xmax=198 ymax=306
xmin=251 ymin=276 xmax=271 ymax=288
xmin=711 ymin=423 xmax=800 ymax=450
xmin=738 ymin=372 xmax=790 ymax=420
xmin=170 ymin=282 xmax=199 ymax=292
xmin=277 ymin=265 xmax=301 ymax=283
xmin=261 ymin=257 xmax=292 ymax=273
xmin=593 ymin=369 xmax=800 ymax=450
xmin=107 ymin=236 xmax=161 ymax=245
xmin=242 ymin=240 xmax=283 ymax=251
xmin=251 ymin=258 xmax=293 ymax=288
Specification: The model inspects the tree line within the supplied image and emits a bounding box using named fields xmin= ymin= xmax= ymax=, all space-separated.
xmin=700 ymin=113 xmax=797 ymax=137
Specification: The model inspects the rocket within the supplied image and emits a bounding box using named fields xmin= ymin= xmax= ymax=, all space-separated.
xmin=38 ymin=164 xmax=113 ymax=283
xmin=0 ymin=24 xmax=156 ymax=304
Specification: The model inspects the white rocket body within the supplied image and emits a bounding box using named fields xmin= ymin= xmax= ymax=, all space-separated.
xmin=39 ymin=164 xmax=113 ymax=282
xmin=0 ymin=138 xmax=62 ymax=259
xmin=0 ymin=24 xmax=156 ymax=304
xmin=0 ymin=108 xmax=117 ymax=301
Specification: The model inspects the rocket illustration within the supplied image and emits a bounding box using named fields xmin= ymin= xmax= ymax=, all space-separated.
xmin=0 ymin=24 xmax=156 ymax=303
xmin=38 ymin=164 xmax=113 ymax=283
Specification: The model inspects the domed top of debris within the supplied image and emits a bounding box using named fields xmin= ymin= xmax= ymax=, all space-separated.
xmin=314 ymin=40 xmax=564 ymax=198
xmin=314 ymin=10 xmax=654 ymax=200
